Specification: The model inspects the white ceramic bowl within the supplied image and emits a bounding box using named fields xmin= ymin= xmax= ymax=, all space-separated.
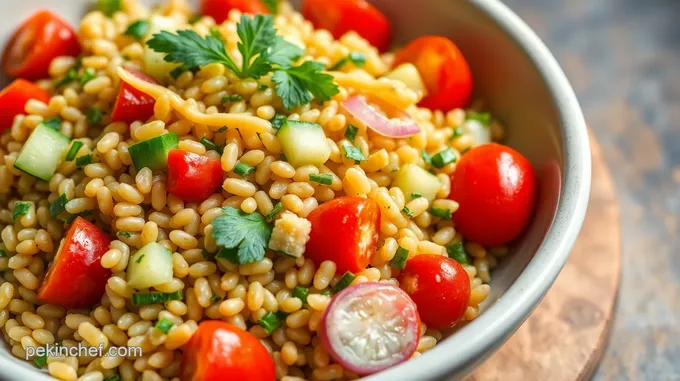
xmin=0 ymin=1 xmax=591 ymax=380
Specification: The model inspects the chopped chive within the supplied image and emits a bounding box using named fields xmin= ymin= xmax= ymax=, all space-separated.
xmin=76 ymin=154 xmax=94 ymax=168
xmin=201 ymin=249 xmax=214 ymax=260
xmin=65 ymin=141 xmax=84 ymax=161
xmin=267 ymin=202 xmax=283 ymax=219
xmin=431 ymin=148 xmax=457 ymax=169
xmin=49 ymin=194 xmax=68 ymax=218
xmin=421 ymin=150 xmax=432 ymax=166
xmin=309 ymin=173 xmax=332 ymax=185
xmin=33 ymin=354 xmax=47 ymax=368
xmin=466 ymin=112 xmax=491 ymax=126
xmin=43 ymin=117 xmax=62 ymax=131
xmin=328 ymin=52 xmax=366 ymax=71
xmin=270 ymin=114 xmax=287 ymax=130
xmin=118 ymin=231 xmax=132 ymax=238
xmin=342 ymin=144 xmax=366 ymax=164
xmin=124 ymin=20 xmax=150 ymax=40
xmin=87 ymin=107 xmax=103 ymax=126
xmin=431 ymin=207 xmax=452 ymax=220
xmin=215 ymin=247 xmax=239 ymax=264
xmin=275 ymin=310 xmax=289 ymax=320
xmin=104 ymin=375 xmax=121 ymax=381
xmin=402 ymin=206 xmax=414 ymax=218
xmin=233 ymin=162 xmax=255 ymax=177
xmin=0 ymin=250 xmax=6 ymax=258
xmin=293 ymin=286 xmax=309 ymax=304
xmin=216 ymin=126 xmax=228 ymax=133
xmin=257 ymin=83 xmax=268 ymax=91
xmin=55 ymin=68 xmax=78 ymax=88
xmin=199 ymin=137 xmax=224 ymax=154
xmin=221 ymin=94 xmax=243 ymax=103
xmin=12 ymin=202 xmax=31 ymax=221
xmin=344 ymin=124 xmax=358 ymax=142
xmin=210 ymin=295 xmax=221 ymax=303
xmin=154 ymin=319 xmax=174 ymax=334
xmin=450 ymin=127 xmax=465 ymax=141
xmin=97 ymin=0 xmax=122 ymax=16
xmin=447 ymin=242 xmax=470 ymax=264
xmin=135 ymin=254 xmax=145 ymax=264
xmin=80 ymin=69 xmax=96 ymax=85
xmin=411 ymin=193 xmax=422 ymax=199
xmin=279 ymin=153 xmax=287 ymax=161
xmin=390 ymin=247 xmax=409 ymax=270
xmin=60 ymin=210 xmax=92 ymax=224
xmin=334 ymin=272 xmax=355 ymax=293
xmin=258 ymin=311 xmax=281 ymax=334
xmin=320 ymin=289 xmax=333 ymax=296
xmin=131 ymin=291 xmax=183 ymax=305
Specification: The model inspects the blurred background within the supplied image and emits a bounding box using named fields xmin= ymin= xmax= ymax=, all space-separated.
xmin=505 ymin=0 xmax=680 ymax=379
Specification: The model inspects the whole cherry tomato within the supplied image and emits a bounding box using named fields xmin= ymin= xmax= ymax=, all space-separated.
xmin=37 ymin=217 xmax=112 ymax=309
xmin=302 ymin=0 xmax=392 ymax=52
xmin=111 ymin=68 xmax=158 ymax=124
xmin=449 ymin=144 xmax=536 ymax=247
xmin=166 ymin=150 xmax=224 ymax=203
xmin=200 ymin=0 xmax=269 ymax=24
xmin=2 ymin=10 xmax=81 ymax=80
xmin=305 ymin=197 xmax=380 ymax=274
xmin=180 ymin=320 xmax=275 ymax=381
xmin=0 ymin=79 xmax=51 ymax=132
xmin=393 ymin=36 xmax=473 ymax=112
xmin=399 ymin=254 xmax=471 ymax=329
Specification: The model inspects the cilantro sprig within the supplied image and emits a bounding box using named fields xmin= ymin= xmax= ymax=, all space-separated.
xmin=147 ymin=15 xmax=338 ymax=109
xmin=210 ymin=207 xmax=273 ymax=264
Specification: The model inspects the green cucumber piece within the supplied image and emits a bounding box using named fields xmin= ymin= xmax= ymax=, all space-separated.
xmin=14 ymin=124 xmax=70 ymax=181
xmin=127 ymin=242 xmax=174 ymax=289
xmin=394 ymin=164 xmax=441 ymax=202
xmin=277 ymin=120 xmax=330 ymax=168
xmin=128 ymin=133 xmax=179 ymax=170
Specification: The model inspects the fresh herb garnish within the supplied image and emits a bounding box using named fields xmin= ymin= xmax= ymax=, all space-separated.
xmin=33 ymin=354 xmax=47 ymax=368
xmin=342 ymin=143 xmax=366 ymax=163
xmin=334 ymin=272 xmax=355 ymax=292
xmin=309 ymin=173 xmax=332 ymax=185
xmin=210 ymin=295 xmax=221 ymax=303
xmin=275 ymin=310 xmax=289 ymax=320
xmin=76 ymin=154 xmax=94 ymax=168
xmin=270 ymin=114 xmax=287 ymax=130
xmin=447 ymin=242 xmax=470 ymax=264
xmin=131 ymin=291 xmax=183 ymax=305
xmin=97 ymin=0 xmax=122 ymax=17
xmin=12 ymin=202 xmax=31 ymax=221
xmin=431 ymin=148 xmax=457 ymax=169
xmin=450 ymin=127 xmax=465 ymax=140
xmin=421 ymin=150 xmax=432 ymax=166
xmin=344 ymin=124 xmax=358 ymax=142
xmin=199 ymin=137 xmax=224 ymax=154
xmin=262 ymin=0 xmax=278 ymax=14
xmin=103 ymin=375 xmax=121 ymax=381
xmin=258 ymin=311 xmax=281 ymax=334
xmin=43 ymin=117 xmax=62 ymax=131
xmin=125 ymin=20 xmax=150 ymax=40
xmin=188 ymin=14 xmax=202 ymax=24
xmin=155 ymin=319 xmax=174 ymax=334
xmin=320 ymin=289 xmax=333 ymax=296
xmin=118 ymin=231 xmax=132 ymax=238
xmin=390 ymin=247 xmax=409 ymax=270
xmin=215 ymin=247 xmax=239 ymax=264
xmin=221 ymin=94 xmax=243 ymax=103
xmin=258 ymin=83 xmax=268 ymax=91
xmin=65 ymin=141 xmax=84 ymax=162
xmin=431 ymin=207 xmax=452 ymax=220
xmin=210 ymin=207 xmax=273 ymax=265
xmin=0 ymin=250 xmax=6 ymax=258
xmin=328 ymin=52 xmax=366 ymax=71
xmin=80 ymin=69 xmax=96 ymax=85
xmin=411 ymin=193 xmax=422 ymax=199
xmin=49 ymin=194 xmax=68 ymax=218
xmin=147 ymin=15 xmax=337 ymax=109
xmin=293 ymin=286 xmax=309 ymax=304
xmin=233 ymin=162 xmax=255 ymax=177
xmin=86 ymin=107 xmax=103 ymax=125
xmin=55 ymin=68 xmax=78 ymax=88
xmin=466 ymin=112 xmax=491 ymax=126
xmin=267 ymin=202 xmax=283 ymax=219
xmin=209 ymin=27 xmax=225 ymax=43
xmin=402 ymin=206 xmax=414 ymax=218
xmin=135 ymin=254 xmax=145 ymax=264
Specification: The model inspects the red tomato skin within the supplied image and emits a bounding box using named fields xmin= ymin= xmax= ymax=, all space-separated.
xmin=305 ymin=197 xmax=380 ymax=274
xmin=111 ymin=69 xmax=158 ymax=124
xmin=449 ymin=144 xmax=536 ymax=247
xmin=399 ymin=254 xmax=470 ymax=330
xmin=166 ymin=150 xmax=224 ymax=203
xmin=180 ymin=321 xmax=275 ymax=381
xmin=302 ymin=0 xmax=392 ymax=52
xmin=2 ymin=10 xmax=81 ymax=80
xmin=0 ymin=79 xmax=51 ymax=132
xmin=200 ymin=0 xmax=269 ymax=24
xmin=37 ymin=218 xmax=112 ymax=309
xmin=393 ymin=36 xmax=473 ymax=112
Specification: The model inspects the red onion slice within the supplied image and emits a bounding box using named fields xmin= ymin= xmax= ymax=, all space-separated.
xmin=320 ymin=282 xmax=421 ymax=375
xmin=343 ymin=96 xmax=421 ymax=138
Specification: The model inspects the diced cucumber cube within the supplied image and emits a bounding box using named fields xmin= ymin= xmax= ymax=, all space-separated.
xmin=13 ymin=124 xmax=70 ymax=181
xmin=394 ymin=164 xmax=441 ymax=202
xmin=128 ymin=133 xmax=179 ymax=170
xmin=127 ymin=242 xmax=173 ymax=289
xmin=277 ymin=120 xmax=330 ymax=168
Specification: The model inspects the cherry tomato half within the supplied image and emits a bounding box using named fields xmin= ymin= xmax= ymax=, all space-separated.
xmin=2 ymin=10 xmax=81 ymax=80
xmin=399 ymin=254 xmax=470 ymax=329
xmin=37 ymin=217 xmax=112 ymax=309
xmin=449 ymin=144 xmax=536 ymax=247
xmin=302 ymin=0 xmax=392 ymax=52
xmin=166 ymin=150 xmax=224 ymax=203
xmin=0 ymin=79 xmax=50 ymax=132
xmin=305 ymin=197 xmax=380 ymax=274
xmin=200 ymin=0 xmax=269 ymax=24
xmin=393 ymin=36 xmax=473 ymax=112
xmin=111 ymin=68 xmax=158 ymax=124
xmin=180 ymin=320 xmax=275 ymax=381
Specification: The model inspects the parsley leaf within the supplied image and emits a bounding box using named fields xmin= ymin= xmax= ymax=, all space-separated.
xmin=221 ymin=94 xmax=243 ymax=103
xmin=118 ymin=231 xmax=132 ymax=238
xmin=50 ymin=194 xmax=69 ymax=218
xmin=344 ymin=124 xmax=358 ymax=142
xmin=80 ymin=69 xmax=96 ymax=85
xmin=267 ymin=37 xmax=303 ymax=68
xmin=262 ymin=0 xmax=278 ymax=14
xmin=55 ymin=68 xmax=78 ymax=88
xmin=270 ymin=114 xmax=287 ymax=130
xmin=273 ymin=61 xmax=339 ymax=109
xmin=236 ymin=15 xmax=276 ymax=78
xmin=125 ymin=20 xmax=150 ymax=40
xmin=342 ymin=143 xmax=366 ymax=163
xmin=211 ymin=207 xmax=273 ymax=265
xmin=12 ymin=202 xmax=31 ymax=221
xmin=328 ymin=52 xmax=366 ymax=71
xmin=209 ymin=27 xmax=225 ymax=43
xmin=87 ymin=107 xmax=103 ymax=126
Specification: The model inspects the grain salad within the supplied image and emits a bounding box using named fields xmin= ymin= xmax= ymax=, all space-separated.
xmin=0 ymin=0 xmax=538 ymax=380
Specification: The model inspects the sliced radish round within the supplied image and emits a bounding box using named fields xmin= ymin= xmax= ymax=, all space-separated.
xmin=320 ymin=282 xmax=421 ymax=375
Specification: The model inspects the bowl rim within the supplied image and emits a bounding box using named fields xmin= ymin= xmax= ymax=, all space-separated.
xmin=363 ymin=0 xmax=591 ymax=380
xmin=0 ymin=0 xmax=591 ymax=380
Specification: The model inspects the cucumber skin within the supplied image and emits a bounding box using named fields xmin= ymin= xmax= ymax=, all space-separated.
xmin=127 ymin=242 xmax=174 ymax=289
xmin=14 ymin=124 xmax=70 ymax=181
xmin=129 ymin=133 xmax=179 ymax=170
xmin=277 ymin=120 xmax=331 ymax=168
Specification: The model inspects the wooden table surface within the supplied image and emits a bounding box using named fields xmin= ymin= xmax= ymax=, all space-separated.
xmin=503 ymin=0 xmax=680 ymax=379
